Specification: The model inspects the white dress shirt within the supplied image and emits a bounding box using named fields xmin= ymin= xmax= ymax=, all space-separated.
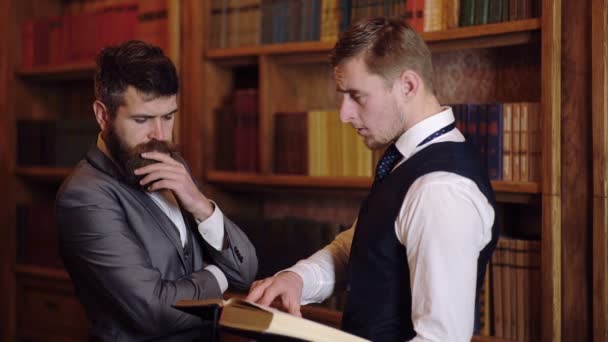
xmin=285 ymin=108 xmax=495 ymax=342
xmin=147 ymin=191 xmax=229 ymax=293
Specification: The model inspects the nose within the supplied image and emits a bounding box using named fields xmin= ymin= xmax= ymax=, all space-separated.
xmin=148 ymin=118 xmax=165 ymax=141
xmin=339 ymin=97 xmax=356 ymax=124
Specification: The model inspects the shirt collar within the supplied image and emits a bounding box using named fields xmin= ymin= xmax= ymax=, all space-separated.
xmin=394 ymin=106 xmax=456 ymax=160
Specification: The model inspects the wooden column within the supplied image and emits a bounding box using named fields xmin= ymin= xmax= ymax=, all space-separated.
xmin=180 ymin=0 xmax=205 ymax=177
xmin=561 ymin=0 xmax=593 ymax=340
xmin=0 ymin=1 xmax=15 ymax=341
xmin=541 ymin=0 xmax=562 ymax=340
xmin=592 ymin=0 xmax=608 ymax=341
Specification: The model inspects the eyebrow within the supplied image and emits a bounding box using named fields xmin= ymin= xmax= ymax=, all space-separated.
xmin=336 ymin=87 xmax=363 ymax=96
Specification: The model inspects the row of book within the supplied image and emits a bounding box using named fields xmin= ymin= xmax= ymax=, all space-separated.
xmin=490 ymin=237 xmax=541 ymax=341
xmin=275 ymin=111 xmax=372 ymax=177
xmin=214 ymin=99 xmax=541 ymax=181
xmin=452 ymin=102 xmax=541 ymax=182
xmin=208 ymin=0 xmax=541 ymax=49
xmin=21 ymin=0 xmax=168 ymax=68
xmin=17 ymin=118 xmax=99 ymax=167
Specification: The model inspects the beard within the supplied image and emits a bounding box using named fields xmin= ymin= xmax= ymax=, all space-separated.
xmin=104 ymin=123 xmax=178 ymax=189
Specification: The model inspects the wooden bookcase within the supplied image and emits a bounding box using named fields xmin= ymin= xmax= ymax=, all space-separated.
xmin=4 ymin=0 xmax=597 ymax=341
xmin=180 ymin=0 xmax=562 ymax=341
xmin=0 ymin=1 xmax=182 ymax=341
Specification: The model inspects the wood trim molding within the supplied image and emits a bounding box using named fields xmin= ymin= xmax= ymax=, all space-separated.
xmin=541 ymin=0 xmax=562 ymax=340
xmin=592 ymin=0 xmax=608 ymax=340
xmin=0 ymin=1 xmax=15 ymax=341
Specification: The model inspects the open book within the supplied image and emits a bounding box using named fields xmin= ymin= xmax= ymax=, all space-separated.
xmin=174 ymin=297 xmax=369 ymax=342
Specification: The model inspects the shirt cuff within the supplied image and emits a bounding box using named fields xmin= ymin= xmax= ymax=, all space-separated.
xmin=196 ymin=201 xmax=225 ymax=251
xmin=205 ymin=264 xmax=228 ymax=293
xmin=280 ymin=263 xmax=317 ymax=305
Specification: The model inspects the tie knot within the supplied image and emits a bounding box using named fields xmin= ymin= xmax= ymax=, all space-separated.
xmin=374 ymin=144 xmax=402 ymax=182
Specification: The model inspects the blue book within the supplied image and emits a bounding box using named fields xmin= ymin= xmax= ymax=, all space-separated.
xmin=486 ymin=103 xmax=503 ymax=180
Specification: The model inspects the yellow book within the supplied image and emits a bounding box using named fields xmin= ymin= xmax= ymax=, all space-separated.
xmin=174 ymin=298 xmax=369 ymax=342
xmin=511 ymin=103 xmax=521 ymax=182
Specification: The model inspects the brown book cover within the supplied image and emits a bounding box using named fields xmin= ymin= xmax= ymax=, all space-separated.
xmin=492 ymin=238 xmax=504 ymax=337
xmin=501 ymin=103 xmax=513 ymax=181
xmin=233 ymin=89 xmax=259 ymax=172
xmin=274 ymin=112 xmax=308 ymax=175
xmin=511 ymin=103 xmax=521 ymax=182
xmin=21 ymin=19 xmax=35 ymax=68
xmin=519 ymin=102 xmax=529 ymax=182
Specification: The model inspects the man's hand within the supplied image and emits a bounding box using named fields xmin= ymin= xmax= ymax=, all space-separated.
xmin=134 ymin=151 xmax=213 ymax=221
xmin=246 ymin=271 xmax=304 ymax=317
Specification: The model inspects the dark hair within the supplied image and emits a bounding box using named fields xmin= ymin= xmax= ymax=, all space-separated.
xmin=94 ymin=40 xmax=179 ymax=116
xmin=330 ymin=17 xmax=434 ymax=91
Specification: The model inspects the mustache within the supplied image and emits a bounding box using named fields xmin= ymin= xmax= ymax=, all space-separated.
xmin=122 ymin=139 xmax=179 ymax=173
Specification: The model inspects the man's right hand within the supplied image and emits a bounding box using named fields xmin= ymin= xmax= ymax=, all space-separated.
xmin=246 ymin=271 xmax=304 ymax=317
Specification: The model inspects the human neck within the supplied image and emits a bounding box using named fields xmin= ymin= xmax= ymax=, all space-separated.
xmin=403 ymin=93 xmax=442 ymax=132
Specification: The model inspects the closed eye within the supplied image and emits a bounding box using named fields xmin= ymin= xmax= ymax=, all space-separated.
xmin=163 ymin=113 xmax=174 ymax=121
xmin=350 ymin=93 xmax=364 ymax=105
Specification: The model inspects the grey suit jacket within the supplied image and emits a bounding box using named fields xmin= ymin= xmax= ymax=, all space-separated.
xmin=56 ymin=147 xmax=258 ymax=341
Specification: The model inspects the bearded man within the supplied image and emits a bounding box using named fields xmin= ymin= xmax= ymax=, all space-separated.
xmin=56 ymin=40 xmax=257 ymax=342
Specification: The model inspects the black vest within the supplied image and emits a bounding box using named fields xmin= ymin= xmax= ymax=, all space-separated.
xmin=341 ymin=141 xmax=498 ymax=341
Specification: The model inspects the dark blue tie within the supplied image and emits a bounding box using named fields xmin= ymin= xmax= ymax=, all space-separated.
xmin=373 ymin=122 xmax=456 ymax=183
xmin=374 ymin=144 xmax=402 ymax=182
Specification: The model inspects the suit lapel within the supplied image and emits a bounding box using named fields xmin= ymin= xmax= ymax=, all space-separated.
xmin=127 ymin=189 xmax=188 ymax=266
xmin=86 ymin=146 xmax=189 ymax=270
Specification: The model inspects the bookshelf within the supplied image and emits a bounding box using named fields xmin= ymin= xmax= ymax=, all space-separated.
xmin=1 ymin=0 xmax=182 ymax=341
xmin=207 ymin=170 xmax=541 ymax=193
xmin=15 ymin=167 xmax=73 ymax=182
xmin=4 ymin=0 xmax=602 ymax=341
xmin=15 ymin=62 xmax=96 ymax=82
xmin=181 ymin=1 xmax=563 ymax=341
xmin=205 ymin=18 xmax=541 ymax=59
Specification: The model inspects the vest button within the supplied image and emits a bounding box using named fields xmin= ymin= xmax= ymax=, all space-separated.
xmin=346 ymin=284 xmax=351 ymax=292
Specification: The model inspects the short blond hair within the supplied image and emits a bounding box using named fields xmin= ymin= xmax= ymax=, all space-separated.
xmin=330 ymin=17 xmax=434 ymax=92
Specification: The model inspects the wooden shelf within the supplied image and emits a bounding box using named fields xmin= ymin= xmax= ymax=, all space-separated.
xmin=206 ymin=170 xmax=541 ymax=194
xmin=15 ymin=166 xmax=72 ymax=182
xmin=14 ymin=264 xmax=70 ymax=281
xmin=207 ymin=171 xmax=372 ymax=190
xmin=206 ymin=19 xmax=541 ymax=59
xmin=472 ymin=336 xmax=517 ymax=342
xmin=492 ymin=180 xmax=541 ymax=193
xmin=15 ymin=62 xmax=95 ymax=81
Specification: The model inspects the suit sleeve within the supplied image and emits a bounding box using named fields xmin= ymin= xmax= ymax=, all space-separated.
xmin=57 ymin=186 xmax=222 ymax=336
xmin=196 ymin=215 xmax=258 ymax=291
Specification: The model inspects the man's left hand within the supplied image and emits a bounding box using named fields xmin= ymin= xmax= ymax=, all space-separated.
xmin=134 ymin=151 xmax=213 ymax=221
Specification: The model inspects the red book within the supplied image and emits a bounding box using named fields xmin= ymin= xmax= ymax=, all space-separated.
xmin=136 ymin=0 xmax=168 ymax=52
xmin=412 ymin=0 xmax=425 ymax=33
xmin=21 ymin=19 xmax=35 ymax=68
xmin=232 ymin=89 xmax=259 ymax=172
